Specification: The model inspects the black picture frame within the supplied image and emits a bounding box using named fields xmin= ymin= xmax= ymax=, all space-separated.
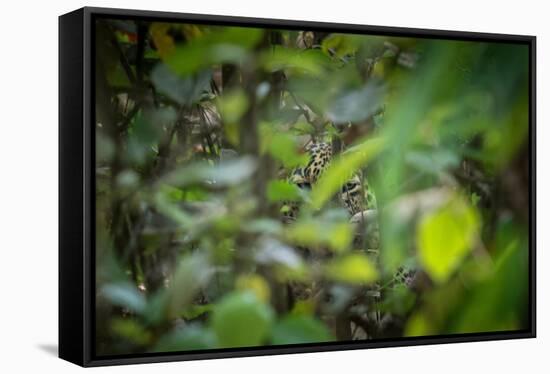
xmin=59 ymin=6 xmax=537 ymax=367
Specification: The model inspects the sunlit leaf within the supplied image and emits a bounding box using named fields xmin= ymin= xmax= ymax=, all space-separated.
xmin=416 ymin=196 xmax=480 ymax=283
xmin=266 ymin=132 xmax=309 ymax=168
xmin=217 ymin=89 xmax=249 ymax=124
xmin=404 ymin=313 xmax=434 ymax=337
xmin=211 ymin=291 xmax=274 ymax=348
xmin=285 ymin=218 xmax=353 ymax=253
xmin=235 ymin=274 xmax=271 ymax=303
xmin=266 ymin=180 xmax=302 ymax=202
xmin=324 ymin=253 xmax=379 ymax=284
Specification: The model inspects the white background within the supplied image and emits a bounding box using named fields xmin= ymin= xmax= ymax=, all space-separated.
xmin=0 ymin=0 xmax=546 ymax=372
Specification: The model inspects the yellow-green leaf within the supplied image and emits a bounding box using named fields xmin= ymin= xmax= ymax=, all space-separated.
xmin=267 ymin=133 xmax=309 ymax=168
xmin=266 ymin=180 xmax=301 ymax=202
xmin=404 ymin=313 xmax=434 ymax=337
xmin=324 ymin=253 xmax=379 ymax=284
xmin=217 ymin=89 xmax=249 ymax=125
xmin=416 ymin=196 xmax=480 ymax=283
xmin=211 ymin=291 xmax=274 ymax=348
xmin=285 ymin=219 xmax=353 ymax=253
xmin=235 ymin=274 xmax=271 ymax=304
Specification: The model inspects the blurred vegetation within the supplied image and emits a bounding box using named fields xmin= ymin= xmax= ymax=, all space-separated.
xmin=94 ymin=18 xmax=530 ymax=356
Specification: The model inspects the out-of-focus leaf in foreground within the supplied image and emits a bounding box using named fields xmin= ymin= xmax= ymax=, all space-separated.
xmin=271 ymin=315 xmax=333 ymax=344
xmin=165 ymin=27 xmax=264 ymax=76
xmin=101 ymin=282 xmax=146 ymax=314
xmin=416 ymin=196 xmax=480 ymax=283
xmin=154 ymin=325 xmax=217 ymax=352
xmin=324 ymin=253 xmax=379 ymax=284
xmin=151 ymin=64 xmax=212 ymax=105
xmin=211 ymin=291 xmax=275 ymax=348
xmin=163 ymin=157 xmax=257 ymax=188
xmin=327 ymin=83 xmax=385 ymax=123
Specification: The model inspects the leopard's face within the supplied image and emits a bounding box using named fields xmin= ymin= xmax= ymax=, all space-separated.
xmin=341 ymin=174 xmax=363 ymax=215
xmin=283 ymin=141 xmax=375 ymax=220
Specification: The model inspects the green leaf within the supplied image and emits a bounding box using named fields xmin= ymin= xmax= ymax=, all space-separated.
xmin=211 ymin=291 xmax=274 ymax=348
xmin=266 ymin=132 xmax=309 ymax=168
xmin=285 ymin=218 xmax=353 ymax=253
xmin=163 ymin=157 xmax=257 ymax=188
xmin=404 ymin=313 xmax=435 ymax=337
xmin=324 ymin=253 xmax=379 ymax=284
xmin=327 ymin=83 xmax=385 ymax=123
xmin=101 ymin=282 xmax=146 ymax=314
xmin=165 ymin=27 xmax=264 ymax=76
xmin=266 ymin=180 xmax=302 ymax=202
xmin=321 ymin=34 xmax=362 ymax=58
xmin=181 ymin=304 xmax=214 ymax=320
xmin=151 ymin=64 xmax=211 ymax=105
xmin=110 ymin=318 xmax=151 ymax=345
xmin=416 ymin=196 xmax=480 ymax=283
xmin=261 ymin=47 xmax=329 ymax=76
xmin=311 ymin=137 xmax=385 ymax=209
xmin=217 ymin=89 xmax=249 ymax=126
xmin=271 ymin=316 xmax=333 ymax=344
xmin=405 ymin=148 xmax=460 ymax=175
xmin=168 ymin=253 xmax=213 ymax=317
xmin=154 ymin=325 xmax=217 ymax=352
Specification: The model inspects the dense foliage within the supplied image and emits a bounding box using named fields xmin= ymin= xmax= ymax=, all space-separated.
xmin=94 ymin=18 xmax=530 ymax=355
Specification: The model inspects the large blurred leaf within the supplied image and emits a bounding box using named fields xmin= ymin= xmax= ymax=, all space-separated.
xmin=321 ymin=34 xmax=362 ymax=58
xmin=217 ymin=89 xmax=249 ymax=124
xmin=405 ymin=148 xmax=460 ymax=175
xmin=324 ymin=253 xmax=379 ymax=284
xmin=416 ymin=196 xmax=480 ymax=283
xmin=211 ymin=291 xmax=274 ymax=348
xmin=255 ymin=237 xmax=303 ymax=270
xmin=261 ymin=47 xmax=330 ymax=76
xmin=165 ymin=27 xmax=264 ymax=76
xmin=235 ymin=274 xmax=271 ymax=304
xmin=266 ymin=180 xmax=302 ymax=202
xmin=154 ymin=325 xmax=217 ymax=352
xmin=163 ymin=157 xmax=257 ymax=188
xmin=101 ymin=282 xmax=146 ymax=314
xmin=285 ymin=218 xmax=354 ymax=253
xmin=151 ymin=64 xmax=212 ymax=105
xmin=168 ymin=253 xmax=214 ymax=317
xmin=271 ymin=315 xmax=333 ymax=344
xmin=450 ymin=231 xmax=529 ymax=333
xmin=110 ymin=318 xmax=151 ymax=345
xmin=264 ymin=131 xmax=309 ymax=168
xmin=327 ymin=83 xmax=385 ymax=123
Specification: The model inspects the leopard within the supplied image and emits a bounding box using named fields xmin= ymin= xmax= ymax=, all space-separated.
xmin=281 ymin=141 xmax=375 ymax=221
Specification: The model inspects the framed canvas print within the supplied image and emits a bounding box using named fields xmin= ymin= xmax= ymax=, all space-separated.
xmin=59 ymin=7 xmax=536 ymax=367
